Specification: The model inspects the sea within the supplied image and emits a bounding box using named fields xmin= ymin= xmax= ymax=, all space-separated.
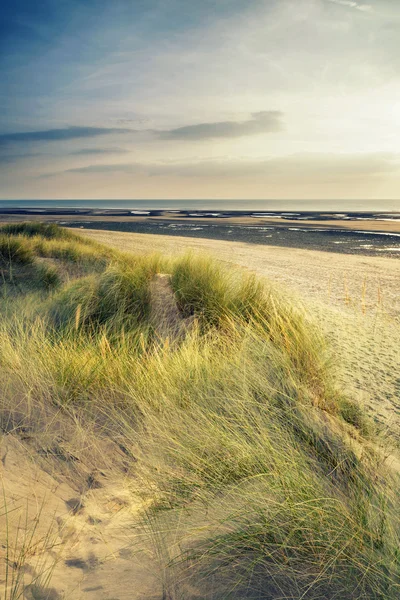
xmin=0 ymin=199 xmax=399 ymax=211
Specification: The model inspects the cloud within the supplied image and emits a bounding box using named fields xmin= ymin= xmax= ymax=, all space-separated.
xmin=0 ymin=145 xmax=131 ymax=166
xmin=0 ymin=112 xmax=283 ymax=148
xmin=0 ymin=151 xmax=39 ymax=164
xmin=159 ymin=111 xmax=283 ymax=140
xmin=69 ymin=147 xmax=131 ymax=156
xmin=0 ymin=126 xmax=133 ymax=145
xmin=61 ymin=152 xmax=398 ymax=179
xmin=326 ymin=0 xmax=373 ymax=12
xmin=66 ymin=163 xmax=139 ymax=174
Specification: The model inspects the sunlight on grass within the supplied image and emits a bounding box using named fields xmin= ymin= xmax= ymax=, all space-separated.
xmin=0 ymin=223 xmax=399 ymax=599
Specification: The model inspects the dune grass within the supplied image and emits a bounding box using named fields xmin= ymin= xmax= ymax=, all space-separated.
xmin=0 ymin=236 xmax=34 ymax=266
xmin=1 ymin=492 xmax=58 ymax=600
xmin=0 ymin=223 xmax=399 ymax=599
xmin=0 ymin=221 xmax=85 ymax=240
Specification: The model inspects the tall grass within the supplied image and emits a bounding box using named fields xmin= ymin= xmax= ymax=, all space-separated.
xmin=0 ymin=236 xmax=34 ymax=266
xmin=0 ymin=235 xmax=61 ymax=291
xmin=1 ymin=221 xmax=82 ymax=240
xmin=0 ymin=224 xmax=399 ymax=599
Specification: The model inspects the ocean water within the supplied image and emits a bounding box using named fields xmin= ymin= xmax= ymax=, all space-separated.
xmin=0 ymin=199 xmax=399 ymax=211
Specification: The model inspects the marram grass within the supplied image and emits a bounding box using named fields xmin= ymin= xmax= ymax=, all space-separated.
xmin=0 ymin=223 xmax=399 ymax=599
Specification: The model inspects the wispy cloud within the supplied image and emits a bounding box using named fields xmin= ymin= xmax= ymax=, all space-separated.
xmin=0 ymin=151 xmax=39 ymax=164
xmin=69 ymin=147 xmax=131 ymax=156
xmin=0 ymin=112 xmax=283 ymax=148
xmin=62 ymin=152 xmax=398 ymax=179
xmin=66 ymin=163 xmax=139 ymax=174
xmin=159 ymin=111 xmax=283 ymax=140
xmin=2 ymin=0 xmax=399 ymax=200
xmin=326 ymin=0 xmax=373 ymax=12
xmin=0 ymin=126 xmax=133 ymax=145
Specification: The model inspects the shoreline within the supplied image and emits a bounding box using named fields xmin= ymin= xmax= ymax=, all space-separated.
xmin=1 ymin=209 xmax=400 ymax=257
xmin=66 ymin=219 xmax=400 ymax=258
xmin=0 ymin=207 xmax=400 ymax=232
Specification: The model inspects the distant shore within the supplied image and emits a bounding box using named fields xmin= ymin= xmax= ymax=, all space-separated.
xmin=0 ymin=207 xmax=400 ymax=229
xmin=1 ymin=208 xmax=400 ymax=257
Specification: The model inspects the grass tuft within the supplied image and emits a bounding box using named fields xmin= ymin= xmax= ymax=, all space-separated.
xmin=0 ymin=236 xmax=34 ymax=266
xmin=339 ymin=396 xmax=373 ymax=436
xmin=1 ymin=222 xmax=76 ymax=240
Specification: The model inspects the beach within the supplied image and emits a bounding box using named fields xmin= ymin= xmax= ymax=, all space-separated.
xmin=1 ymin=208 xmax=400 ymax=257
xmin=80 ymin=228 xmax=400 ymax=314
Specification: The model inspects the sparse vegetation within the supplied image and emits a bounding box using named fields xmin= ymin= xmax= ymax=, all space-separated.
xmin=0 ymin=223 xmax=399 ymax=599
xmin=1 ymin=493 xmax=58 ymax=600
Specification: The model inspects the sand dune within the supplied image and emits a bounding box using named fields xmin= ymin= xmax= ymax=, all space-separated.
xmin=80 ymin=229 xmax=400 ymax=316
xmin=1 ymin=227 xmax=399 ymax=599
xmin=80 ymin=229 xmax=400 ymax=438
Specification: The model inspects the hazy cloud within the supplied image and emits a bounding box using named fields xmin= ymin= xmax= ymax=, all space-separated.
xmin=159 ymin=111 xmax=283 ymax=140
xmin=0 ymin=126 xmax=133 ymax=145
xmin=62 ymin=152 xmax=398 ymax=179
xmin=326 ymin=0 xmax=373 ymax=12
xmin=69 ymin=147 xmax=131 ymax=156
xmin=0 ymin=151 xmax=39 ymax=164
xmin=66 ymin=163 xmax=139 ymax=174
xmin=3 ymin=0 xmax=400 ymax=200
xmin=0 ymin=112 xmax=282 ymax=149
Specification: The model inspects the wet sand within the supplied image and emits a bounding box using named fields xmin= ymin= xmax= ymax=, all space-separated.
xmin=2 ymin=209 xmax=400 ymax=257
xmin=0 ymin=211 xmax=400 ymax=232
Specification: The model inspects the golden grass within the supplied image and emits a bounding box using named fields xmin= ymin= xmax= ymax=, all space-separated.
xmin=0 ymin=223 xmax=399 ymax=599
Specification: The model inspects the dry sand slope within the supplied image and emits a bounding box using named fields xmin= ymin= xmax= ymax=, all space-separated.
xmin=0 ymin=427 xmax=162 ymax=600
xmin=81 ymin=229 xmax=400 ymax=439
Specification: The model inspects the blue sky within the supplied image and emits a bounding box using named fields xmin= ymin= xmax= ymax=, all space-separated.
xmin=1 ymin=0 xmax=400 ymax=199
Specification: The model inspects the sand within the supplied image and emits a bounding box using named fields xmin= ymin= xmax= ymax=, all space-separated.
xmin=0 ymin=426 xmax=161 ymax=600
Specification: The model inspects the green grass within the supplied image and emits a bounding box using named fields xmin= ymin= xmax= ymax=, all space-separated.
xmin=0 ymin=236 xmax=34 ymax=266
xmin=0 ymin=223 xmax=399 ymax=599
xmin=0 ymin=221 xmax=81 ymax=240
xmin=0 ymin=223 xmax=111 ymax=292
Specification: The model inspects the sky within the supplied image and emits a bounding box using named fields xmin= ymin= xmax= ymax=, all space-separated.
xmin=1 ymin=0 xmax=400 ymax=200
